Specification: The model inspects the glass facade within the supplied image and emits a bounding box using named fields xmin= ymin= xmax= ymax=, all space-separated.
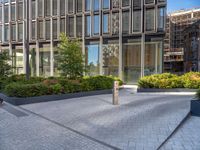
xmin=0 ymin=0 xmax=166 ymax=83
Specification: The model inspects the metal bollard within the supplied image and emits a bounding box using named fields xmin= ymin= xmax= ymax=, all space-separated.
xmin=113 ymin=81 xmax=119 ymax=105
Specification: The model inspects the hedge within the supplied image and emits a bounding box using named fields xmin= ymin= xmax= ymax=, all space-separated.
xmin=138 ymin=72 xmax=200 ymax=89
xmin=3 ymin=75 xmax=123 ymax=98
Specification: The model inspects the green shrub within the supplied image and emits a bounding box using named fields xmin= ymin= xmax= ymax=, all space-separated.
xmin=195 ymin=89 xmax=200 ymax=99
xmin=4 ymin=83 xmax=49 ymax=97
xmin=182 ymin=72 xmax=200 ymax=89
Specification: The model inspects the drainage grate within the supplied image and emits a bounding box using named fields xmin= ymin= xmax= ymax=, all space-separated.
xmin=1 ymin=104 xmax=28 ymax=117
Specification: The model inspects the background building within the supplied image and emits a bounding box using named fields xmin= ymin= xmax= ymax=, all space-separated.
xmin=184 ymin=20 xmax=200 ymax=72
xmin=164 ymin=8 xmax=200 ymax=74
xmin=0 ymin=0 xmax=166 ymax=84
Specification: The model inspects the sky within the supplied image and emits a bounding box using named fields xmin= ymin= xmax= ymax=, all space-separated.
xmin=167 ymin=0 xmax=200 ymax=13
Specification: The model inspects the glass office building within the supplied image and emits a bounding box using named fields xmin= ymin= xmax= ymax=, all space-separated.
xmin=0 ymin=0 xmax=166 ymax=84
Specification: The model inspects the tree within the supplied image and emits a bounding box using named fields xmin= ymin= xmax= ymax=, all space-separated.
xmin=0 ymin=51 xmax=12 ymax=77
xmin=57 ymin=33 xmax=85 ymax=79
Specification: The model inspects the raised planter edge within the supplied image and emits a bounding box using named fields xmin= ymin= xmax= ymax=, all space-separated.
xmin=191 ymin=100 xmax=200 ymax=117
xmin=137 ymin=88 xmax=197 ymax=93
xmin=0 ymin=89 xmax=112 ymax=106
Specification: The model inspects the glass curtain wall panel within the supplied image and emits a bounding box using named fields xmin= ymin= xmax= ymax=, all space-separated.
xmin=53 ymin=46 xmax=59 ymax=76
xmin=0 ymin=6 xmax=2 ymax=22
xmin=133 ymin=11 xmax=141 ymax=32
xmin=60 ymin=18 xmax=65 ymax=33
xmin=145 ymin=0 xmax=154 ymax=4
xmin=122 ymin=11 xmax=129 ymax=34
xmin=76 ymin=16 xmax=82 ymax=37
xmin=93 ymin=15 xmax=100 ymax=35
xmin=85 ymin=16 xmax=91 ymax=36
xmin=157 ymin=7 xmax=165 ymax=31
xmin=60 ymin=0 xmax=65 ymax=16
xmin=158 ymin=0 xmax=166 ymax=2
xmin=29 ymin=48 xmax=37 ymax=76
xmin=123 ymin=39 xmax=141 ymax=84
xmin=103 ymin=0 xmax=109 ymax=9
xmin=38 ymin=0 xmax=43 ymax=17
xmin=31 ymin=22 xmax=36 ymax=39
xmin=4 ymin=25 xmax=9 ymax=42
xmin=18 ymin=2 xmax=23 ymax=20
xmin=45 ymin=0 xmax=51 ymax=17
xmin=45 ymin=20 xmax=50 ymax=40
xmin=38 ymin=21 xmax=44 ymax=39
xmin=103 ymin=13 xmax=110 ymax=34
xmin=31 ymin=0 xmax=36 ymax=20
xmin=103 ymin=42 xmax=119 ymax=76
xmin=53 ymin=19 xmax=57 ymax=39
xmin=112 ymin=0 xmax=119 ymax=8
xmin=112 ymin=12 xmax=119 ymax=34
xmin=77 ymin=0 xmax=82 ymax=12
xmin=12 ymin=48 xmax=24 ymax=74
xmin=39 ymin=46 xmax=51 ymax=77
xmin=133 ymin=0 xmax=141 ymax=9
xmin=122 ymin=0 xmax=129 ymax=7
xmin=69 ymin=17 xmax=74 ymax=37
xmin=4 ymin=5 xmax=9 ymax=23
xmin=53 ymin=0 xmax=57 ymax=16
xmin=85 ymin=44 xmax=100 ymax=76
xmin=11 ymin=24 xmax=16 ymax=41
xmin=85 ymin=0 xmax=91 ymax=11
xmin=68 ymin=0 xmax=74 ymax=13
xmin=145 ymin=8 xmax=155 ymax=31
xmin=11 ymin=4 xmax=16 ymax=21
xmin=18 ymin=23 xmax=23 ymax=41
xmin=93 ymin=0 xmax=99 ymax=11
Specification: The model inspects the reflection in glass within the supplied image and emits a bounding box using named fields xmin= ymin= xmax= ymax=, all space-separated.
xmin=157 ymin=7 xmax=165 ymax=31
xmin=93 ymin=15 xmax=99 ymax=35
xmin=123 ymin=41 xmax=141 ymax=84
xmin=29 ymin=48 xmax=37 ymax=76
xmin=145 ymin=9 xmax=155 ymax=31
xmin=85 ymin=16 xmax=91 ymax=36
xmin=12 ymin=49 xmax=24 ymax=74
xmin=85 ymin=44 xmax=99 ymax=76
xmin=103 ymin=14 xmax=110 ymax=34
xmin=103 ymin=0 xmax=109 ymax=9
xmin=103 ymin=43 xmax=119 ymax=76
xmin=93 ymin=0 xmax=99 ymax=11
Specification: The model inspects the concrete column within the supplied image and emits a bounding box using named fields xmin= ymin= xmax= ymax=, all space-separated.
xmin=141 ymin=33 xmax=145 ymax=77
xmin=50 ymin=0 xmax=54 ymax=76
xmin=99 ymin=36 xmax=103 ymax=75
xmin=119 ymin=8 xmax=123 ymax=80
xmin=155 ymin=43 xmax=158 ymax=73
xmin=36 ymin=41 xmax=39 ymax=76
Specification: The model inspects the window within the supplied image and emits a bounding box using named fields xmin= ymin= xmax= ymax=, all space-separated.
xmin=85 ymin=0 xmax=91 ymax=11
xmin=45 ymin=20 xmax=50 ymax=40
xmin=103 ymin=0 xmax=109 ymax=9
xmin=112 ymin=0 xmax=119 ymax=8
xmin=53 ymin=19 xmax=57 ymax=39
xmin=18 ymin=2 xmax=23 ymax=20
xmin=122 ymin=11 xmax=129 ymax=34
xmin=69 ymin=17 xmax=74 ymax=37
xmin=0 ymin=6 xmax=2 ymax=22
xmin=60 ymin=18 xmax=65 ymax=33
xmin=93 ymin=0 xmax=99 ymax=11
xmin=60 ymin=0 xmax=65 ymax=15
xmin=133 ymin=11 xmax=141 ymax=32
xmin=45 ymin=0 xmax=51 ymax=17
xmin=0 ymin=25 xmax=2 ymax=42
xmin=133 ymin=0 xmax=141 ymax=9
xmin=31 ymin=0 xmax=36 ymax=19
xmin=38 ymin=21 xmax=44 ymax=39
xmin=4 ymin=5 xmax=9 ymax=23
xmin=76 ymin=16 xmax=82 ymax=37
xmin=18 ymin=23 xmax=23 ymax=41
xmin=77 ymin=0 xmax=82 ymax=12
xmin=145 ymin=0 xmax=154 ymax=4
xmin=68 ymin=0 xmax=74 ymax=13
xmin=158 ymin=0 xmax=166 ymax=2
xmin=85 ymin=16 xmax=91 ymax=36
xmin=112 ymin=12 xmax=119 ymax=34
xmin=93 ymin=15 xmax=99 ymax=35
xmin=157 ymin=7 xmax=165 ymax=31
xmin=11 ymin=24 xmax=16 ymax=41
xmin=145 ymin=9 xmax=155 ymax=31
xmin=11 ymin=4 xmax=16 ymax=21
xmin=103 ymin=13 xmax=110 ymax=34
xmin=122 ymin=0 xmax=129 ymax=7
xmin=31 ymin=22 xmax=36 ymax=39
xmin=53 ymin=0 xmax=57 ymax=16
xmin=38 ymin=0 xmax=43 ymax=17
xmin=4 ymin=25 xmax=9 ymax=42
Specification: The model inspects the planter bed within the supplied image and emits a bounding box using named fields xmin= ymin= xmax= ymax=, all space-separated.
xmin=191 ymin=100 xmax=200 ymax=117
xmin=0 ymin=89 xmax=112 ymax=106
xmin=137 ymin=88 xmax=197 ymax=93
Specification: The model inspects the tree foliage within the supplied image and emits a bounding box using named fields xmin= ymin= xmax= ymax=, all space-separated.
xmin=0 ymin=51 xmax=12 ymax=77
xmin=57 ymin=33 xmax=85 ymax=79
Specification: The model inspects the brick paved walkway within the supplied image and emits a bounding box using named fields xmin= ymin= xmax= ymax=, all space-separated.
xmin=0 ymin=89 xmax=195 ymax=150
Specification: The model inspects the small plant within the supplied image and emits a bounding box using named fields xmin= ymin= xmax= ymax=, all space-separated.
xmin=195 ymin=89 xmax=200 ymax=100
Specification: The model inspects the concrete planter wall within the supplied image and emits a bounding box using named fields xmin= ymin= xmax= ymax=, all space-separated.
xmin=191 ymin=100 xmax=200 ymax=117
xmin=0 ymin=89 xmax=112 ymax=106
xmin=137 ymin=88 xmax=197 ymax=93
